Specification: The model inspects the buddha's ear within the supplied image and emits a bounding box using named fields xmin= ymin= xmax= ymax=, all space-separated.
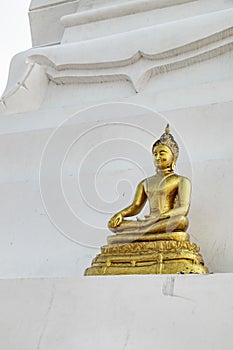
xmin=171 ymin=160 xmax=175 ymax=170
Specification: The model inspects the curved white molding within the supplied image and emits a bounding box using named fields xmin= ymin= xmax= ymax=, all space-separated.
xmin=43 ymin=41 xmax=233 ymax=92
xmin=2 ymin=5 xmax=233 ymax=113
xmin=31 ymin=7 xmax=233 ymax=68
xmin=61 ymin=0 xmax=196 ymax=28
xmin=27 ymin=24 xmax=233 ymax=93
xmin=135 ymin=41 xmax=233 ymax=91
xmin=1 ymin=63 xmax=34 ymax=101
xmin=0 ymin=59 xmax=48 ymax=115
xmin=29 ymin=25 xmax=233 ymax=70
xmin=143 ymin=27 xmax=233 ymax=61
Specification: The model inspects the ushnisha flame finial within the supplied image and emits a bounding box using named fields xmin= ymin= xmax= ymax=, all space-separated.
xmin=165 ymin=123 xmax=170 ymax=134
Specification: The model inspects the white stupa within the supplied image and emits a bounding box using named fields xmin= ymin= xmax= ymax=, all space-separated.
xmin=0 ymin=1 xmax=233 ymax=348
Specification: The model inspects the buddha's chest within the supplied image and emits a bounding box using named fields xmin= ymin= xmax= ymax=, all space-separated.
xmin=144 ymin=175 xmax=179 ymax=208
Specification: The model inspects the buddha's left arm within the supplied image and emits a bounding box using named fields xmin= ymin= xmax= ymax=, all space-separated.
xmin=160 ymin=177 xmax=191 ymax=219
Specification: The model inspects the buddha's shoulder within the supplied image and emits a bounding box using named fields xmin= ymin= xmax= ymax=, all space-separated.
xmin=175 ymin=174 xmax=191 ymax=186
xmin=141 ymin=174 xmax=157 ymax=185
xmin=176 ymin=174 xmax=191 ymax=181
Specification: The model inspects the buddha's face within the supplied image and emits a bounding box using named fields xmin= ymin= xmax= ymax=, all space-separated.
xmin=152 ymin=144 xmax=174 ymax=171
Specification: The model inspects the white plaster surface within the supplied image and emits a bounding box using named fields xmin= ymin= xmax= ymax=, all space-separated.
xmin=0 ymin=0 xmax=232 ymax=278
xmin=1 ymin=2 xmax=233 ymax=347
xmin=29 ymin=0 xmax=79 ymax=46
xmin=30 ymin=0 xmax=78 ymax=9
xmin=0 ymin=102 xmax=232 ymax=277
xmin=61 ymin=1 xmax=233 ymax=43
xmin=3 ymin=2 xmax=233 ymax=114
xmin=0 ymin=274 xmax=233 ymax=350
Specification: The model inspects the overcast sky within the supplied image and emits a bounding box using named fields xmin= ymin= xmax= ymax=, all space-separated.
xmin=0 ymin=1 xmax=31 ymax=95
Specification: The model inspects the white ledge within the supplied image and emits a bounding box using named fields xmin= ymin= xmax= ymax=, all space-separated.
xmin=0 ymin=275 xmax=233 ymax=350
xmin=61 ymin=0 xmax=196 ymax=28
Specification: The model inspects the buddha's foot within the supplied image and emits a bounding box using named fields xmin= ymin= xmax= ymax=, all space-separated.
xmin=84 ymin=240 xmax=208 ymax=276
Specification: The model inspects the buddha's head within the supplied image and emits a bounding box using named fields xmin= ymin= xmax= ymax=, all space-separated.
xmin=152 ymin=124 xmax=179 ymax=172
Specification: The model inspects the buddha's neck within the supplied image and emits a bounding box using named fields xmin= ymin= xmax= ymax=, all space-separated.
xmin=156 ymin=168 xmax=174 ymax=176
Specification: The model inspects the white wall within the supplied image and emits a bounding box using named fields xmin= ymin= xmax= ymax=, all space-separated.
xmin=1 ymin=1 xmax=233 ymax=348
xmin=0 ymin=0 xmax=232 ymax=277
xmin=0 ymin=101 xmax=232 ymax=276
xmin=1 ymin=274 xmax=233 ymax=350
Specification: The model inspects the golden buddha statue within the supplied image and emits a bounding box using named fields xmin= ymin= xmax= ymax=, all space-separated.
xmin=85 ymin=125 xmax=208 ymax=275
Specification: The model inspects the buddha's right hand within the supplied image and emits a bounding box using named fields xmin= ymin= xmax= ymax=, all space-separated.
xmin=108 ymin=212 xmax=123 ymax=229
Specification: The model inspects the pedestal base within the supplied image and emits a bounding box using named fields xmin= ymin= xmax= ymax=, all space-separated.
xmin=85 ymin=238 xmax=208 ymax=275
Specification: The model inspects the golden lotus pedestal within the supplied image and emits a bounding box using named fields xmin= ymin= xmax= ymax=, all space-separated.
xmin=84 ymin=231 xmax=208 ymax=275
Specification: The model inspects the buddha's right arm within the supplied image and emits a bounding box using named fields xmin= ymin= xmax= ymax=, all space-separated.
xmin=119 ymin=181 xmax=147 ymax=217
xmin=108 ymin=181 xmax=147 ymax=228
